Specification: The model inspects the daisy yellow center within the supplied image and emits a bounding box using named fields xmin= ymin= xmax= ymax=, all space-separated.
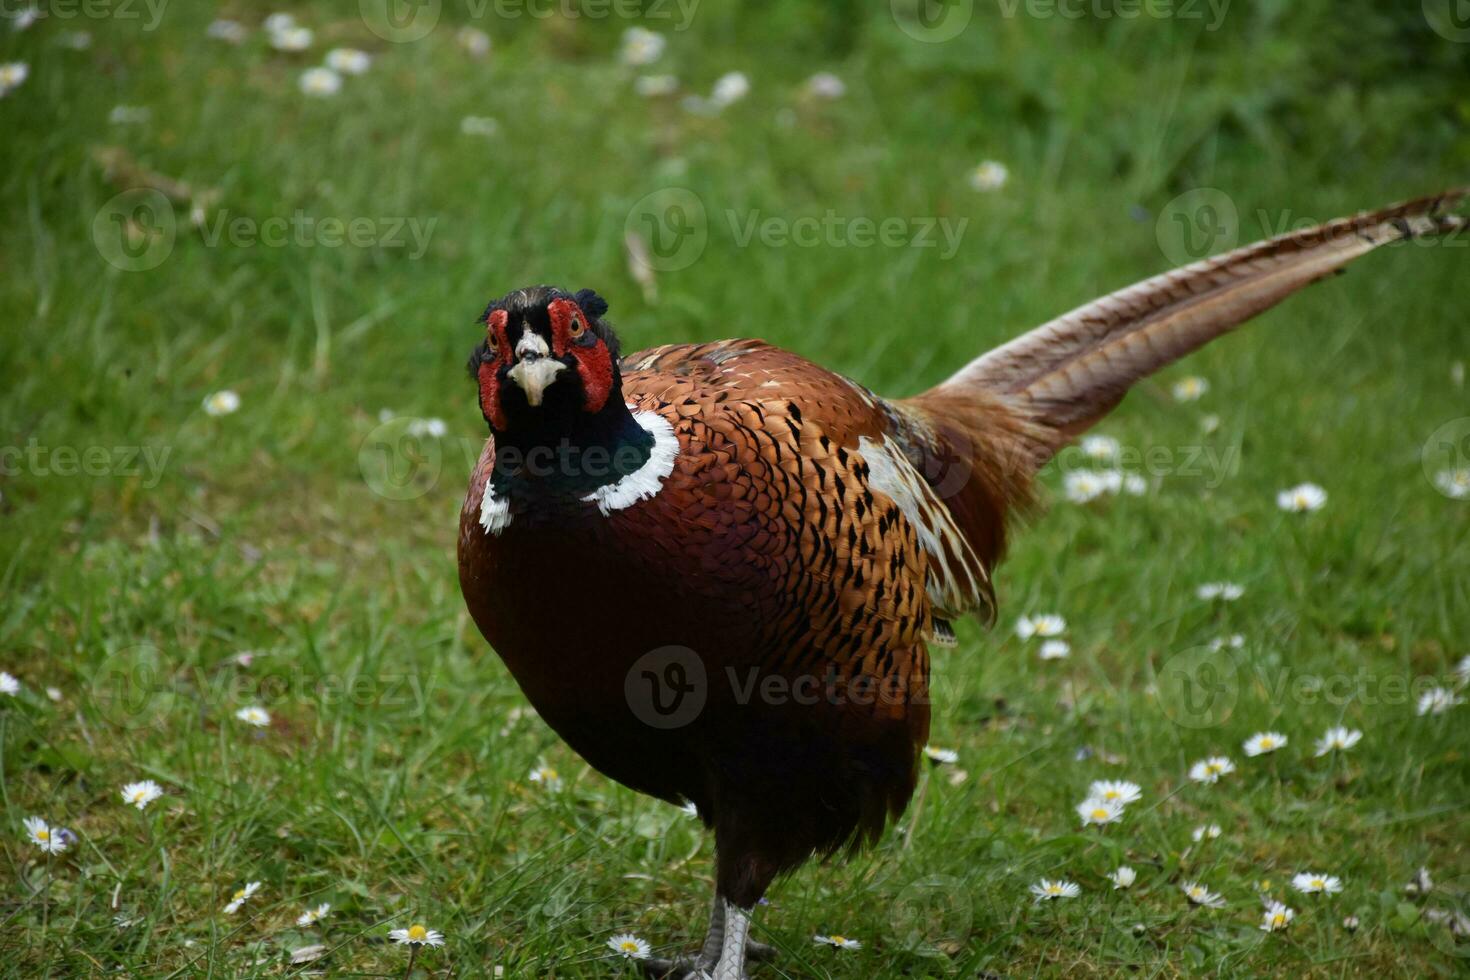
xmin=1260 ymin=737 xmax=1275 ymax=748
xmin=408 ymin=925 xmax=428 ymax=942
xmin=1189 ymin=888 xmax=1203 ymax=899
xmin=1091 ymin=808 xmax=1111 ymax=820
xmin=232 ymin=889 xmax=246 ymax=901
xmin=540 ymin=768 xmax=556 ymax=779
xmin=619 ymin=941 xmax=639 ymax=952
xmin=36 ymin=828 xmax=49 ymax=841
xmin=830 ymin=936 xmax=846 ymax=944
xmin=1311 ymin=878 xmax=1324 ymax=889
xmin=1271 ymin=913 xmax=1286 ymax=926
xmin=1207 ymin=763 xmax=1223 ymax=773
xmin=1045 ymin=885 xmax=1062 ymax=895
xmin=132 ymin=790 xmax=146 ymax=801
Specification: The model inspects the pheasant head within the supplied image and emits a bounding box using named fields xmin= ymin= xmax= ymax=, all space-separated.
xmin=468 ymin=285 xmax=622 ymax=434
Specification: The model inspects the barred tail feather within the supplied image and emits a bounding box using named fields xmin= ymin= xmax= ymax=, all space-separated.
xmin=940 ymin=189 xmax=1467 ymax=451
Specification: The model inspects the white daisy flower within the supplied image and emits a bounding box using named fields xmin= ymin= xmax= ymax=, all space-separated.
xmin=296 ymin=902 xmax=331 ymax=926
xmin=1038 ymin=639 xmax=1070 ymax=660
xmin=1064 ymin=469 xmax=1108 ymax=503
xmin=620 ymin=27 xmax=666 ymax=66
xmin=1088 ymin=780 xmax=1142 ymax=806
xmin=1260 ymin=900 xmax=1294 ymax=932
xmin=202 ymin=390 xmax=241 ymax=416
xmin=1016 ymin=614 xmax=1066 ymax=640
xmin=235 ymin=705 xmax=270 ymax=727
xmin=109 ymin=105 xmax=152 ymax=125
xmin=1188 ymin=756 xmax=1235 ymax=784
xmin=120 ymin=780 xmax=163 ymax=810
xmin=633 ymin=74 xmax=678 ymax=97
xmin=1291 ymin=872 xmax=1342 ymax=895
xmin=12 ymin=8 xmax=39 ymax=31
xmin=0 ymin=62 xmax=30 ymax=96
xmin=969 ymin=160 xmax=1009 ymax=192
xmin=299 ymin=68 xmax=342 ymax=98
xmin=45 ymin=686 xmax=62 ymax=701
xmin=813 ymin=934 xmax=861 ymax=949
xmin=389 ymin=924 xmax=445 ymax=947
xmin=710 ymin=71 xmax=750 ymax=107
xmin=1108 ymin=866 xmax=1137 ymax=889
xmin=1242 ymin=731 xmax=1287 ymax=757
xmin=1207 ymin=633 xmax=1245 ymax=651
xmin=271 ymin=26 xmax=314 ymax=52
xmin=326 ymin=48 xmax=371 ymax=75
xmin=23 ymin=816 xmax=70 ymax=854
xmin=1456 ymin=654 xmax=1470 ymax=687
xmin=1200 ymin=413 xmax=1221 ymax=433
xmin=264 ymin=13 xmax=296 ymax=34
xmin=1196 ymin=582 xmax=1244 ymax=601
xmin=1416 ymin=686 xmax=1463 ymax=716
xmin=1030 ymin=878 xmax=1080 ymax=902
xmin=223 ymin=881 xmax=261 ymax=914
xmin=1121 ymin=473 xmax=1148 ymax=495
xmin=1077 ymin=798 xmax=1125 ymax=827
xmin=804 ymin=72 xmax=846 ymax=99
xmin=1277 ymin=483 xmax=1327 ymax=513
xmin=607 ymin=933 xmax=650 ymax=959
xmin=1313 ymin=727 xmax=1361 ymax=756
xmin=207 ymin=19 xmax=248 ymax=44
xmin=460 ymin=116 xmax=500 ymax=137
xmin=1080 ymin=434 xmax=1120 ymax=462
xmin=1191 ymin=823 xmax=1222 ymax=842
xmin=1171 ymin=376 xmax=1209 ymax=402
xmin=528 ymin=764 xmax=562 ymax=791
xmin=406 ymin=417 xmax=448 ymax=438
xmin=1181 ymin=881 xmax=1226 ymax=909
xmin=1434 ymin=468 xmax=1470 ymax=499
xmin=923 ymin=746 xmax=959 ymax=764
xmin=456 ymin=26 xmax=491 ymax=57
xmin=0 ymin=671 xmax=19 ymax=695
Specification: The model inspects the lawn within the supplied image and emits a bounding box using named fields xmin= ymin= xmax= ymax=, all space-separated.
xmin=1 ymin=1 xmax=1468 ymax=976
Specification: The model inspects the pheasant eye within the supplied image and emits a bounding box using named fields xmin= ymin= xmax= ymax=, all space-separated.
xmin=568 ymin=313 xmax=586 ymax=340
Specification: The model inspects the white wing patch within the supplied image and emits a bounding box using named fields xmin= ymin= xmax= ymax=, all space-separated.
xmin=857 ymin=434 xmax=989 ymax=619
xmin=582 ymin=409 xmax=680 ymax=515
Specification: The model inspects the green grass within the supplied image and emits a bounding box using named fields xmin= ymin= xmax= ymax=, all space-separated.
xmin=2 ymin=1 xmax=1469 ymax=976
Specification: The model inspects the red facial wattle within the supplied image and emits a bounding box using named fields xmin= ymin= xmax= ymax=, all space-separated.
xmin=547 ymin=298 xmax=614 ymax=415
xmin=478 ymin=309 xmax=510 ymax=430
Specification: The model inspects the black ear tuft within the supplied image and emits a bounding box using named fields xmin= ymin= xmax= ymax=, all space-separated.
xmin=574 ymin=289 xmax=609 ymax=320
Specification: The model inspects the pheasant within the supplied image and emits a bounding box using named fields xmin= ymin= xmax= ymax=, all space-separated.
xmin=457 ymin=190 xmax=1464 ymax=979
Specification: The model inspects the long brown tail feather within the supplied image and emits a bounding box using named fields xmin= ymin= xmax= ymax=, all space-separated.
xmin=939 ymin=189 xmax=1467 ymax=451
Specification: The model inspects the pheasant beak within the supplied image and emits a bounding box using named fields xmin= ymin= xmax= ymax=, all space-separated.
xmin=507 ymin=332 xmax=567 ymax=407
